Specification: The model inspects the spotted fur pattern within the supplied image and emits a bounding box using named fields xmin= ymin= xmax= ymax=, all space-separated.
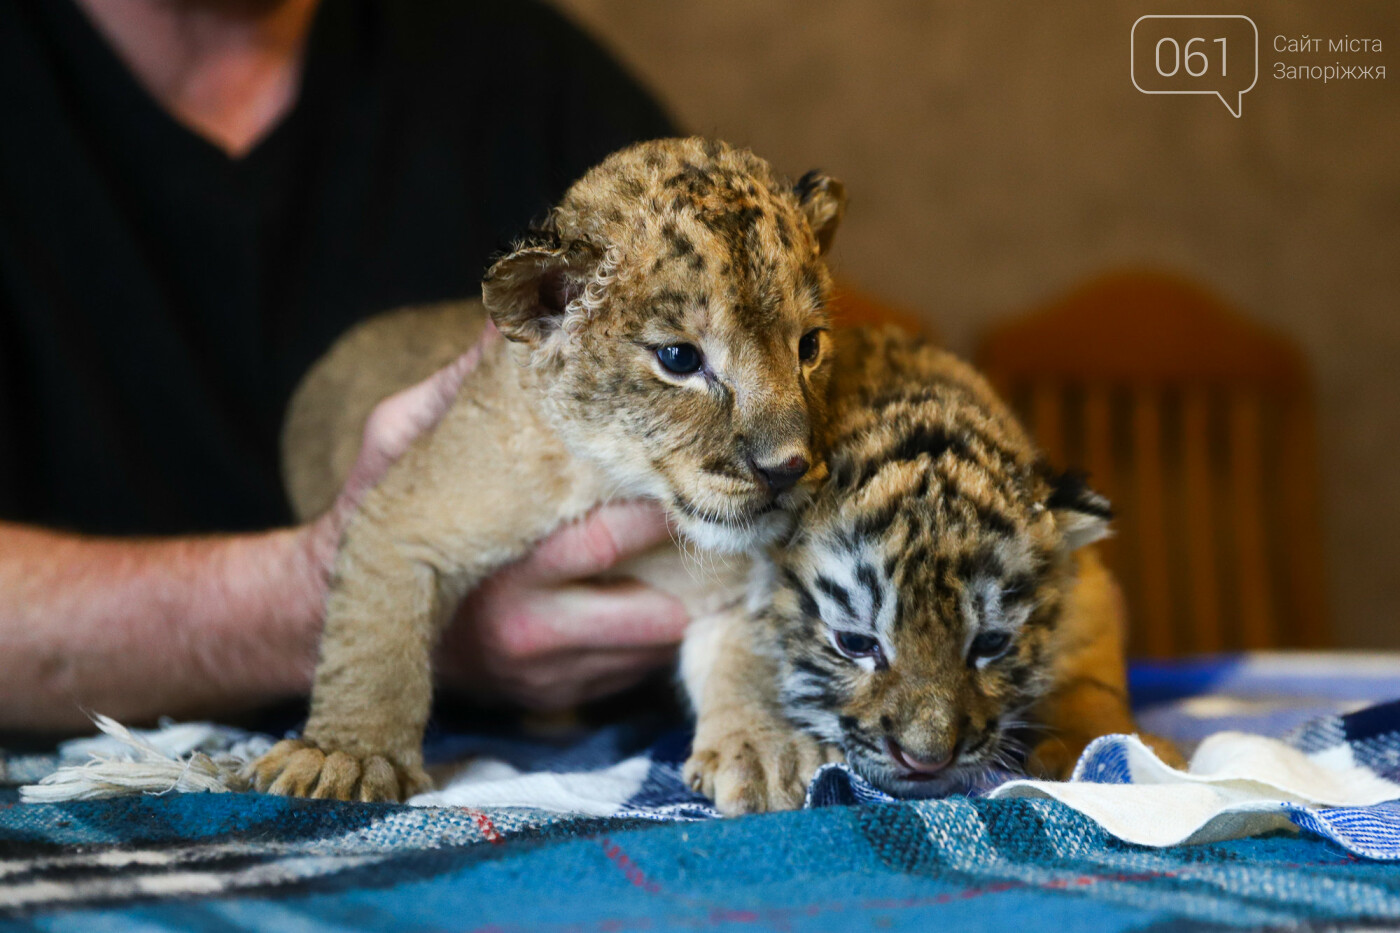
xmin=485 ymin=136 xmax=847 ymax=550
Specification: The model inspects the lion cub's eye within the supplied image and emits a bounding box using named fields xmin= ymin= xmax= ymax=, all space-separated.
xmin=969 ymin=631 xmax=1012 ymax=663
xmin=834 ymin=631 xmax=881 ymax=660
xmin=798 ymin=329 xmax=822 ymax=363
xmin=656 ymin=343 xmax=703 ymax=375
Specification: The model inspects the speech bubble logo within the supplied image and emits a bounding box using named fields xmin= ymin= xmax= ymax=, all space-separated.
xmin=1132 ymin=15 xmax=1258 ymax=117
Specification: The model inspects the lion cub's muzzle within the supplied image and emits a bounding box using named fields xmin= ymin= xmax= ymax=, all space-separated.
xmin=751 ymin=450 xmax=828 ymax=513
xmin=749 ymin=452 xmax=809 ymax=493
xmin=671 ymin=449 xmax=826 ymax=553
xmin=746 ymin=432 xmax=828 ymax=499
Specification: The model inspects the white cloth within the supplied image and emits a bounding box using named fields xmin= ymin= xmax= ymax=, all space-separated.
xmin=989 ymin=731 xmax=1400 ymax=847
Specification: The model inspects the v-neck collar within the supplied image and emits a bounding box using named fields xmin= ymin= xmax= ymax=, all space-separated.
xmin=36 ymin=0 xmax=340 ymax=176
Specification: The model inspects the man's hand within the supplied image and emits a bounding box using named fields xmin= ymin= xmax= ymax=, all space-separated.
xmin=438 ymin=502 xmax=687 ymax=710
xmin=0 ymin=326 xmax=687 ymax=731
xmin=302 ymin=326 xmax=689 ymax=713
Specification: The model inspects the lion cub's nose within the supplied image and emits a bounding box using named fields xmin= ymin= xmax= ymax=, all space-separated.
xmin=750 ymin=453 xmax=810 ymax=493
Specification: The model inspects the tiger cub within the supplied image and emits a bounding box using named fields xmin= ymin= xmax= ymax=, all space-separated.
xmin=683 ymin=326 xmax=1179 ymax=814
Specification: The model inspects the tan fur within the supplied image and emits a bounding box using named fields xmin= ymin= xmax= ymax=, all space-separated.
xmin=252 ymin=138 xmax=846 ymax=802
xmin=282 ymin=300 xmax=489 ymax=521
xmin=684 ymin=327 xmax=1180 ymax=813
xmin=681 ymin=608 xmax=844 ymax=813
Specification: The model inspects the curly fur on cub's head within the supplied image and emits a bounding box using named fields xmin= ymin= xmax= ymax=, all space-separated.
xmin=482 ymin=137 xmax=847 ymax=551
xmin=755 ymin=330 xmax=1111 ymax=795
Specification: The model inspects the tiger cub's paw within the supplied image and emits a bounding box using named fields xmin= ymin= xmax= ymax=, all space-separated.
xmin=248 ymin=738 xmax=431 ymax=803
xmin=1024 ymin=735 xmax=1087 ymax=781
xmin=1138 ymin=732 xmax=1187 ymax=770
xmin=1026 ymin=730 xmax=1187 ymax=780
xmin=684 ymin=723 xmax=843 ymax=816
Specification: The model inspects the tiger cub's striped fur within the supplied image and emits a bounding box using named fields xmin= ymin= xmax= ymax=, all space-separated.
xmin=684 ymin=327 xmax=1177 ymax=812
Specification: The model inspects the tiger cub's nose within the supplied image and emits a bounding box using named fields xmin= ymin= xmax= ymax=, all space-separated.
xmin=885 ymin=737 xmax=953 ymax=779
xmin=750 ymin=453 xmax=810 ymax=493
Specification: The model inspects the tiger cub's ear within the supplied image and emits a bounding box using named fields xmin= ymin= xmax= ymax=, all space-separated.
xmin=1045 ymin=470 xmax=1113 ymax=551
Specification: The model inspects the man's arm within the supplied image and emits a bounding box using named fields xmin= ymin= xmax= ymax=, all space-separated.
xmin=0 ymin=336 xmax=688 ymax=732
xmin=0 ymin=522 xmax=323 ymax=731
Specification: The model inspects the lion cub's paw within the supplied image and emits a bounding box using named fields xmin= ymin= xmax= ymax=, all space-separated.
xmin=684 ymin=724 xmax=843 ymax=816
xmin=1025 ymin=731 xmax=1187 ymax=781
xmin=248 ymin=738 xmax=431 ymax=803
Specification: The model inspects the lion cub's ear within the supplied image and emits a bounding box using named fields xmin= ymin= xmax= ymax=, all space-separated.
xmin=1046 ymin=470 xmax=1113 ymax=551
xmin=481 ymin=232 xmax=602 ymax=345
xmin=794 ymin=170 xmax=846 ymax=255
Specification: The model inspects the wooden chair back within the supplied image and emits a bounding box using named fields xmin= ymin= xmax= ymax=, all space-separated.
xmin=978 ymin=271 xmax=1328 ymax=656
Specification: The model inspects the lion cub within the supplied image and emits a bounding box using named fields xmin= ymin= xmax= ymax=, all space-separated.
xmin=683 ymin=327 xmax=1179 ymax=813
xmin=253 ymin=138 xmax=846 ymax=802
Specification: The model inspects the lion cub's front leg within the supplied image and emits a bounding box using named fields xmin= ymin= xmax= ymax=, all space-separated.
xmin=251 ymin=513 xmax=449 ymax=802
xmin=682 ymin=610 xmax=842 ymax=815
xmin=251 ymin=359 xmax=584 ymax=802
xmin=251 ymin=478 xmax=571 ymax=801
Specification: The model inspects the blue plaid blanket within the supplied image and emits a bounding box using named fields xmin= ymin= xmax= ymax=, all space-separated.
xmin=3 ymin=652 xmax=1399 ymax=931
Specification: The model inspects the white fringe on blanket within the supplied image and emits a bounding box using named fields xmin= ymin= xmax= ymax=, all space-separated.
xmin=19 ymin=715 xmax=268 ymax=803
xmin=18 ymin=716 xmax=667 ymax=816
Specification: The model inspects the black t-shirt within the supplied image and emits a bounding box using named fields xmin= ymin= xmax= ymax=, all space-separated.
xmin=0 ymin=0 xmax=675 ymax=535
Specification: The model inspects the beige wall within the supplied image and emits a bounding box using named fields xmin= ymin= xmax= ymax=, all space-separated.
xmin=555 ymin=0 xmax=1400 ymax=649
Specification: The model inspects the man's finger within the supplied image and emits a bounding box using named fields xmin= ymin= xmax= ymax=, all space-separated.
xmin=522 ymin=501 xmax=675 ymax=581
xmin=436 ymin=645 xmax=678 ymax=709
xmin=451 ymin=572 xmax=689 ymax=660
xmin=545 ymin=666 xmax=672 ymax=711
xmin=471 ymin=580 xmax=688 ymax=660
xmin=537 ymin=581 xmax=689 ymax=649
xmin=512 ymin=647 xmax=679 ymax=711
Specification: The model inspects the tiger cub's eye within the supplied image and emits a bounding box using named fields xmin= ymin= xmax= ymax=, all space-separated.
xmin=798 ymin=329 xmax=822 ymax=363
xmin=969 ymin=631 xmax=1012 ymax=662
xmin=657 ymin=343 xmax=703 ymax=375
xmin=834 ymin=631 xmax=880 ymax=659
